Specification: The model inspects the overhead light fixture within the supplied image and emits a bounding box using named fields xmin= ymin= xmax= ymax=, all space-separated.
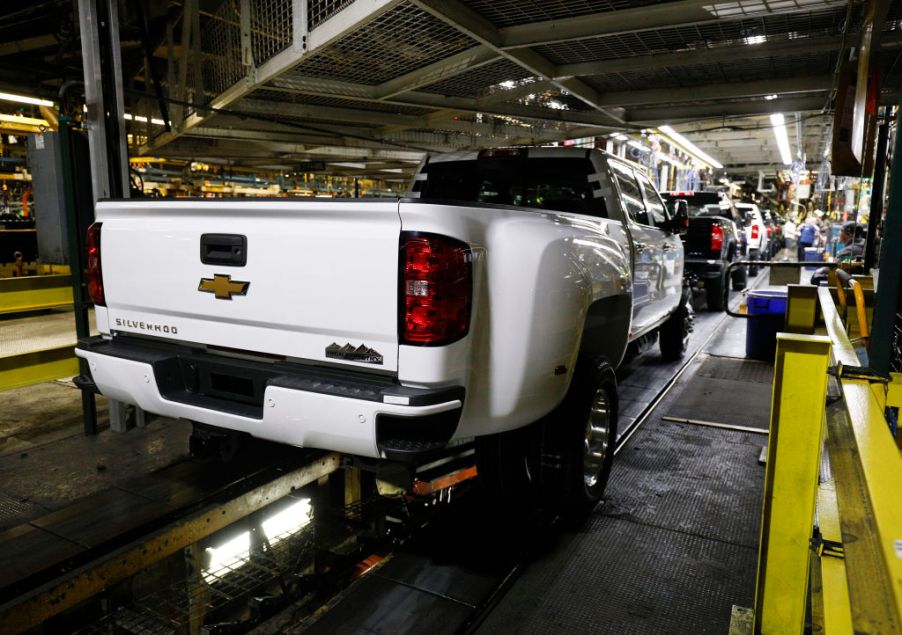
xmin=744 ymin=35 xmax=766 ymax=45
xmin=770 ymin=113 xmax=793 ymax=165
xmin=657 ymin=125 xmax=723 ymax=169
xmin=124 ymin=113 xmax=168 ymax=126
xmin=764 ymin=94 xmax=778 ymax=101
xmin=0 ymin=91 xmax=54 ymax=107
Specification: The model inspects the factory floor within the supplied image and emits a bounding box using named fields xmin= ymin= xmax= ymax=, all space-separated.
xmin=0 ymin=271 xmax=774 ymax=633
xmin=0 ymin=376 xmax=189 ymax=530
xmin=476 ymin=316 xmax=768 ymax=634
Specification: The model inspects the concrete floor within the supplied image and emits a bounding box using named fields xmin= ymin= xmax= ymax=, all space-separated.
xmin=0 ymin=378 xmax=189 ymax=530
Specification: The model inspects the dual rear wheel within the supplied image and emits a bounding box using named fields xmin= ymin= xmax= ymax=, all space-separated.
xmin=475 ymin=356 xmax=618 ymax=523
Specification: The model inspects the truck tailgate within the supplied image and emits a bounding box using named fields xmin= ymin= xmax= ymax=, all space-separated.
xmin=96 ymin=199 xmax=402 ymax=371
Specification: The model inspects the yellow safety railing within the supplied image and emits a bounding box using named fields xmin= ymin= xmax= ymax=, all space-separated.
xmin=0 ymin=274 xmax=73 ymax=314
xmin=753 ymin=284 xmax=902 ymax=634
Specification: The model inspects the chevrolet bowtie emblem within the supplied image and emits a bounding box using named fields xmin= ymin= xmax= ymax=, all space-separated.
xmin=198 ymin=274 xmax=250 ymax=300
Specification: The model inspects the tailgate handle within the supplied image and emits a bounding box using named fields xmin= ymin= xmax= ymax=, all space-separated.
xmin=201 ymin=234 xmax=247 ymax=267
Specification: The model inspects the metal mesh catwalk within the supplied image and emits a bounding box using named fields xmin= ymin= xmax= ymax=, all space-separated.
xmin=141 ymin=0 xmax=901 ymax=172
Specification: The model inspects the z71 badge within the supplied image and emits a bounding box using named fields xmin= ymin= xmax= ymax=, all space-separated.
xmin=326 ymin=342 xmax=384 ymax=365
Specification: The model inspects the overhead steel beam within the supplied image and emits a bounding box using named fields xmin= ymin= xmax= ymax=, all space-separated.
xmin=597 ymin=76 xmax=832 ymax=107
xmin=556 ymin=35 xmax=844 ymax=77
xmin=374 ymin=45 xmax=498 ymax=99
xmin=409 ymin=0 xmax=624 ymax=123
xmin=185 ymin=123 xmax=438 ymax=156
xmin=235 ymin=98 xmax=421 ymax=127
xmin=626 ymin=96 xmax=827 ymax=124
xmin=255 ymin=79 xmax=622 ymax=129
xmin=142 ymin=0 xmax=402 ymax=152
xmin=0 ymin=34 xmax=58 ymax=56
xmin=498 ymin=0 xmax=847 ymax=48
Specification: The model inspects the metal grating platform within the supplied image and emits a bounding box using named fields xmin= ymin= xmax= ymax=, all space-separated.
xmin=287 ymin=2 xmax=479 ymax=85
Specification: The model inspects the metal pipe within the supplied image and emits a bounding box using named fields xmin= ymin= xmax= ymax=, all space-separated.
xmin=864 ymin=114 xmax=890 ymax=270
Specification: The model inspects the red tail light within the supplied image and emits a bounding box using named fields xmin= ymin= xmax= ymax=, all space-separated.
xmin=751 ymin=224 xmax=759 ymax=240
xmin=401 ymin=233 xmax=471 ymax=345
xmin=766 ymin=225 xmax=773 ymax=237
xmin=710 ymin=225 xmax=724 ymax=252
xmin=86 ymin=222 xmax=105 ymax=306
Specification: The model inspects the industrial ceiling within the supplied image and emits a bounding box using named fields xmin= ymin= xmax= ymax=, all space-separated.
xmin=0 ymin=0 xmax=900 ymax=179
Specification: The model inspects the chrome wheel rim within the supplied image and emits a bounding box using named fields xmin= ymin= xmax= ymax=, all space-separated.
xmin=583 ymin=387 xmax=611 ymax=490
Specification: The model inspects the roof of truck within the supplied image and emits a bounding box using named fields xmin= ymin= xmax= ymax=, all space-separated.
xmin=424 ymin=146 xmax=647 ymax=173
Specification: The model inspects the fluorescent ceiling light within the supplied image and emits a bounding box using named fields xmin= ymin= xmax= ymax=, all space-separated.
xmin=656 ymin=152 xmax=687 ymax=169
xmin=0 ymin=91 xmax=54 ymax=107
xmin=124 ymin=113 xmax=168 ymax=126
xmin=770 ymin=113 xmax=793 ymax=165
xmin=764 ymin=94 xmax=778 ymax=100
xmin=744 ymin=35 xmax=766 ymax=45
xmin=657 ymin=125 xmax=724 ymax=169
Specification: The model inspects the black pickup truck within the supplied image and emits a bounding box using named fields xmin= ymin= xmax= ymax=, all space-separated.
xmin=663 ymin=192 xmax=747 ymax=311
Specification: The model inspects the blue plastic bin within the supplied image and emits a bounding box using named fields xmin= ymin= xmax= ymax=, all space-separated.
xmin=746 ymin=289 xmax=787 ymax=361
xmin=803 ymin=247 xmax=822 ymax=274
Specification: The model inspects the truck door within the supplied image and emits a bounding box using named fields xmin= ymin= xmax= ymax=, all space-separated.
xmin=636 ymin=172 xmax=682 ymax=318
xmin=609 ymin=161 xmax=663 ymax=336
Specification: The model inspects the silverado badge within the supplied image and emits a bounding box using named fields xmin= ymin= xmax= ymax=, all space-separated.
xmin=326 ymin=342 xmax=384 ymax=365
xmin=198 ymin=274 xmax=250 ymax=300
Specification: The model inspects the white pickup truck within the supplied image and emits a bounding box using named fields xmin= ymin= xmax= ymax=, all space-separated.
xmin=75 ymin=147 xmax=688 ymax=517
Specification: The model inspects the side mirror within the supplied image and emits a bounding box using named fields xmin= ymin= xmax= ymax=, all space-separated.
xmin=670 ymin=199 xmax=688 ymax=235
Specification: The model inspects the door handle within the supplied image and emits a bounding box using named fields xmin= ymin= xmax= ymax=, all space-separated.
xmin=662 ymin=243 xmax=673 ymax=251
xmin=634 ymin=242 xmax=647 ymax=252
xmin=201 ymin=234 xmax=247 ymax=266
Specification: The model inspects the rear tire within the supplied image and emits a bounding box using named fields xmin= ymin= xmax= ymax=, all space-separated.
xmin=659 ymin=293 xmax=692 ymax=361
xmin=748 ymin=249 xmax=760 ymax=276
xmin=475 ymin=426 xmax=533 ymax=507
xmin=538 ymin=356 xmax=618 ymax=523
xmin=731 ymin=265 xmax=747 ymax=291
xmin=706 ymin=273 xmax=725 ymax=312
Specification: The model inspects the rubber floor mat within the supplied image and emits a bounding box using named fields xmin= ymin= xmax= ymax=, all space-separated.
xmin=664 ymin=357 xmax=772 ymax=430
xmin=603 ymin=420 xmax=764 ymax=548
xmin=479 ymin=360 xmax=765 ymax=635
xmin=477 ymin=514 xmax=757 ymax=635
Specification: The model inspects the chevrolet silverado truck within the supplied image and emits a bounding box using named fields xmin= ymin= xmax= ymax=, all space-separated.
xmin=662 ymin=192 xmax=746 ymax=311
xmin=75 ymin=147 xmax=688 ymax=517
xmin=736 ymin=202 xmax=769 ymax=275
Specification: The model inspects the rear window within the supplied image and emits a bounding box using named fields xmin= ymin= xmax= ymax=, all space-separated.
xmin=417 ymin=157 xmax=607 ymax=217
xmin=663 ymin=192 xmax=723 ymax=217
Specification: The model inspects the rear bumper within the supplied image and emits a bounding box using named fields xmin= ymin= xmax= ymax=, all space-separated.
xmin=75 ymin=335 xmax=463 ymax=459
xmin=684 ymin=259 xmax=727 ymax=279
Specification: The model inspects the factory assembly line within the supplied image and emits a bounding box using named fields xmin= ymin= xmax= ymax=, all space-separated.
xmin=0 ymin=0 xmax=900 ymax=633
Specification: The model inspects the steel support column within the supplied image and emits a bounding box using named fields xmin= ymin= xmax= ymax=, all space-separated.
xmin=864 ymin=114 xmax=890 ymax=270
xmin=77 ymin=0 xmax=130 ymax=433
xmin=78 ymin=0 xmax=129 ymax=199
xmin=868 ymin=104 xmax=902 ymax=375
